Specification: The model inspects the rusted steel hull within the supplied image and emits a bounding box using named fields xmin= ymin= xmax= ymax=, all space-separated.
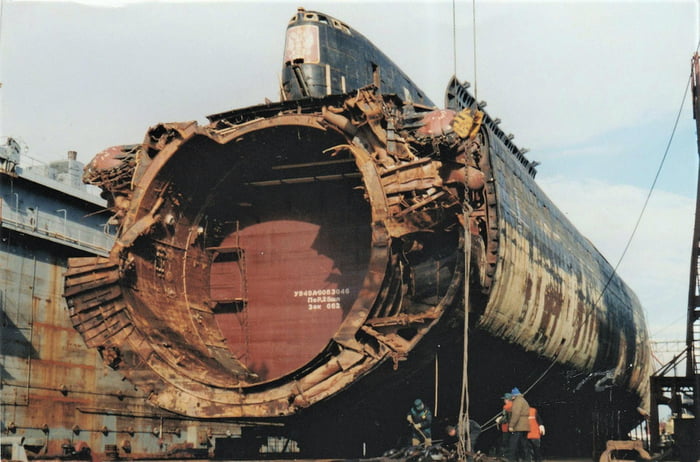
xmin=58 ymin=7 xmax=651 ymax=458
xmin=457 ymin=88 xmax=651 ymax=396
xmin=64 ymin=83 xmax=650 ymax=456
xmin=65 ymin=93 xmax=465 ymax=418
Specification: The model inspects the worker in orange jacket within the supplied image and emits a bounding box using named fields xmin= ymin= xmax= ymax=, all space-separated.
xmin=527 ymin=407 xmax=545 ymax=462
xmin=495 ymin=393 xmax=513 ymax=457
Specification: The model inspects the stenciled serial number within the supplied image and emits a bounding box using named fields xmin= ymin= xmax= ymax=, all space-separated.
xmin=293 ymin=288 xmax=350 ymax=297
xmin=294 ymin=287 xmax=350 ymax=311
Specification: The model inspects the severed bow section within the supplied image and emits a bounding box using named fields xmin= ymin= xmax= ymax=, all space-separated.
xmin=64 ymin=87 xmax=490 ymax=418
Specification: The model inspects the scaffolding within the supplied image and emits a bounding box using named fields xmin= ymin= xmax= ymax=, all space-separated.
xmin=649 ymin=53 xmax=700 ymax=462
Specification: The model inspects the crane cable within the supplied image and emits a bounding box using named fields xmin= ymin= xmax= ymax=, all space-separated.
xmin=476 ymin=352 xmax=561 ymax=433
xmin=589 ymin=37 xmax=700 ymax=319
xmin=472 ymin=0 xmax=478 ymax=100
xmin=452 ymin=0 xmax=457 ymax=79
xmin=452 ymin=0 xmax=479 ymax=97
xmin=596 ymin=74 xmax=691 ymax=304
xmin=452 ymin=0 xmax=478 ymax=94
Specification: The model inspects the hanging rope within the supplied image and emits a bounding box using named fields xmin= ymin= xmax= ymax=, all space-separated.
xmin=456 ymin=5 xmax=480 ymax=454
xmin=457 ymin=202 xmax=473 ymax=460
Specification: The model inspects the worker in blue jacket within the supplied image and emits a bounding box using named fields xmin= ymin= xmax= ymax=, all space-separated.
xmin=407 ymin=398 xmax=433 ymax=446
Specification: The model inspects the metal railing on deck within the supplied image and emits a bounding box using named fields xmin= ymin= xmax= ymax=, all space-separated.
xmin=0 ymin=200 xmax=114 ymax=255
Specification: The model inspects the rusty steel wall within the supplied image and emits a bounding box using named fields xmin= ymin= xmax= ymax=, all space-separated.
xmin=0 ymin=229 xmax=169 ymax=455
xmin=0 ymin=173 xmax=244 ymax=458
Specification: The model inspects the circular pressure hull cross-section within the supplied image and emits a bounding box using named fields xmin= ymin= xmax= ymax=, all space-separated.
xmin=64 ymin=96 xmax=464 ymax=419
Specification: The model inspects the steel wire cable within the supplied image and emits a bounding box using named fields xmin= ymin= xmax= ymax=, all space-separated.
xmin=586 ymin=38 xmax=700 ymax=327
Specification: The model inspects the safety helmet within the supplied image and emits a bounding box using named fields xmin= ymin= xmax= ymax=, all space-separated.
xmin=414 ymin=398 xmax=424 ymax=410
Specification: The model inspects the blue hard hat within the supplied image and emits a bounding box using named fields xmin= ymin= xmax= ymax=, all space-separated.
xmin=511 ymin=387 xmax=521 ymax=395
xmin=414 ymin=398 xmax=424 ymax=410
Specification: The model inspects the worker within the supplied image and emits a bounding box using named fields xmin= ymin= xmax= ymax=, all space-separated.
xmin=443 ymin=424 xmax=459 ymax=450
xmin=527 ymin=407 xmax=545 ymax=462
xmin=507 ymin=388 xmax=530 ymax=462
xmin=495 ymin=393 xmax=513 ymax=457
xmin=442 ymin=420 xmax=481 ymax=451
xmin=407 ymin=398 xmax=433 ymax=446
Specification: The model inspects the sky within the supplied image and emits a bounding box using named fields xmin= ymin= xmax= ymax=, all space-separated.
xmin=1 ymin=0 xmax=699 ymax=368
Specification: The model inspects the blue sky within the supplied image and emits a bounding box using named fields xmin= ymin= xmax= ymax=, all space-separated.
xmin=1 ymin=0 xmax=699 ymax=365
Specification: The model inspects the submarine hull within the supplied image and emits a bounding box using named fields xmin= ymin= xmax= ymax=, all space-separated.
xmin=65 ymin=84 xmax=650 ymax=457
